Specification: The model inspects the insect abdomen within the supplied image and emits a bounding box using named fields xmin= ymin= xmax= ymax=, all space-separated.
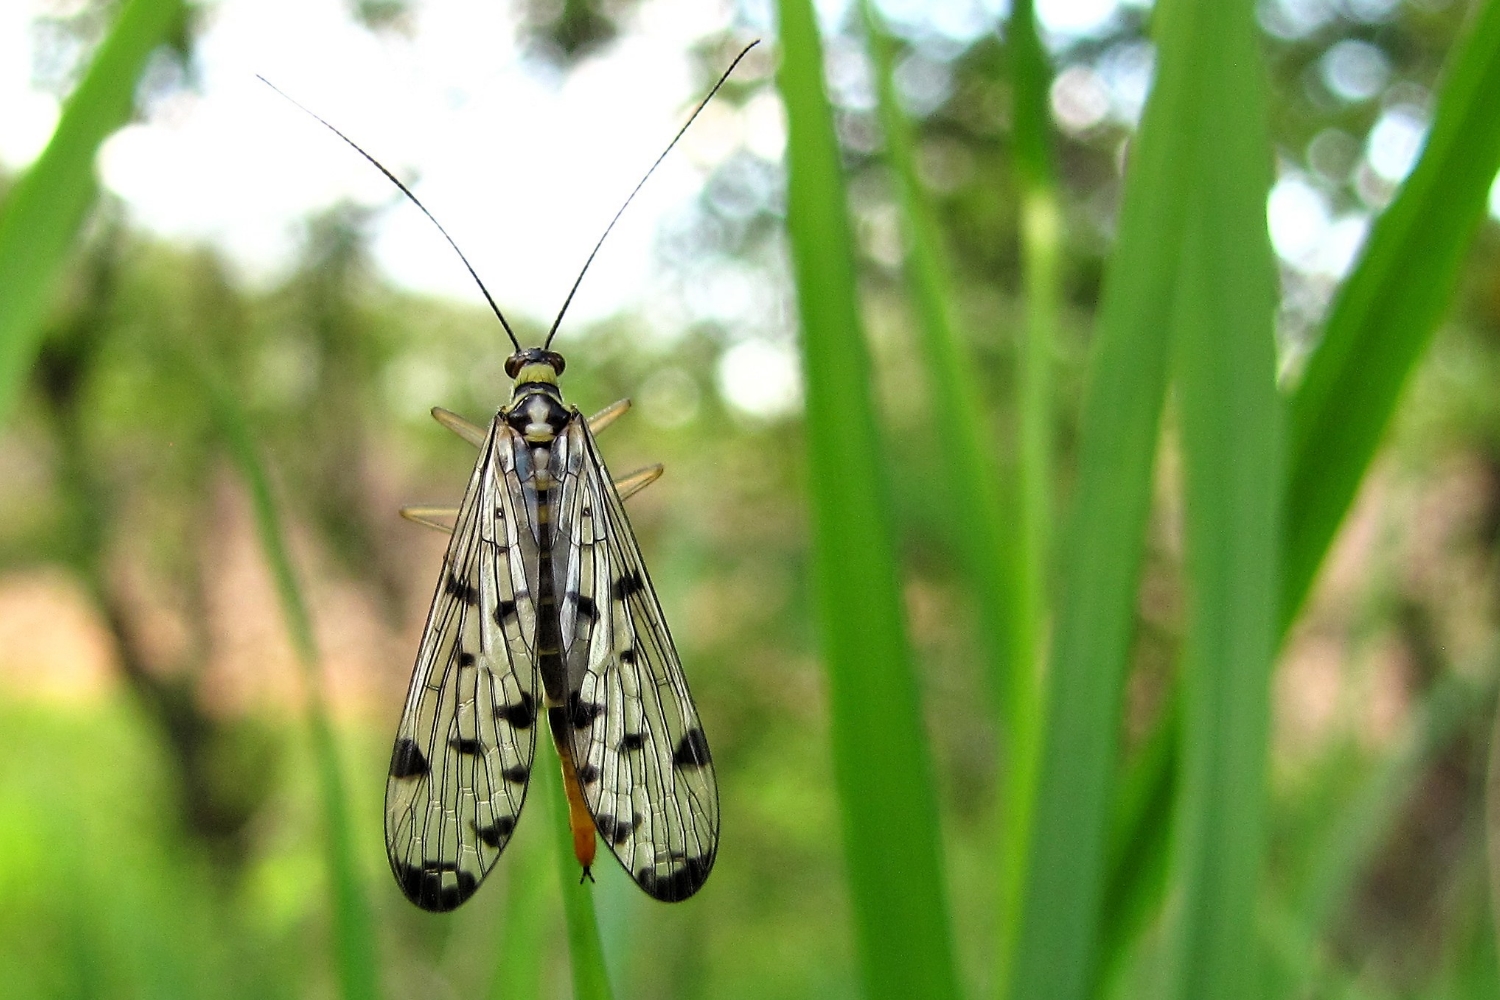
xmin=510 ymin=393 xmax=600 ymax=877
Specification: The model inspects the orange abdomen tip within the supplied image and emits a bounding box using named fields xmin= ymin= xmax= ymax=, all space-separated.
xmin=559 ymin=753 xmax=597 ymax=873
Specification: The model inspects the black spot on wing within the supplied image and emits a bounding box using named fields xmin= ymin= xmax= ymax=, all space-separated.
xmin=672 ymin=728 xmax=712 ymax=769
xmin=637 ymin=854 xmax=714 ymax=903
xmin=612 ymin=570 xmax=645 ymax=601
xmin=577 ymin=763 xmax=600 ymax=784
xmin=390 ymin=738 xmax=429 ymax=778
xmin=457 ymin=650 xmax=476 ymax=667
xmin=572 ymin=594 xmax=598 ymax=622
xmin=619 ymin=648 xmax=638 ymax=666
xmin=594 ymin=813 xmax=641 ymax=846
xmin=619 ymin=731 xmax=645 ymax=752
xmin=394 ymin=861 xmax=479 ymax=912
xmin=473 ymin=816 xmax=516 ymax=848
xmin=494 ymin=600 xmax=518 ymax=626
xmin=502 ymin=765 xmax=530 ymax=784
xmin=445 ymin=572 xmax=479 ymax=606
xmin=568 ymin=690 xmax=605 ymax=729
xmin=495 ymin=691 xmax=536 ymax=730
xmin=449 ymin=736 xmax=483 ymax=755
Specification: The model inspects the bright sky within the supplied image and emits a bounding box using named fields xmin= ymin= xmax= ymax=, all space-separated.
xmin=1 ymin=0 xmax=766 ymax=331
xmin=10 ymin=0 xmax=1496 ymax=339
xmin=0 ymin=0 xmax=1131 ymax=327
xmin=1 ymin=0 xmax=1137 ymax=417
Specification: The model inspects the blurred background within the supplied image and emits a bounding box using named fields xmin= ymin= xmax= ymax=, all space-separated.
xmin=1 ymin=0 xmax=1499 ymax=998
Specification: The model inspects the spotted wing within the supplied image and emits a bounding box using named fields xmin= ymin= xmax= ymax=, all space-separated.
xmin=385 ymin=419 xmax=542 ymax=912
xmin=552 ymin=414 xmax=719 ymax=902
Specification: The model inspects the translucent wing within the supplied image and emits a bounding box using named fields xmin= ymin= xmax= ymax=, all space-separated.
xmin=385 ymin=420 xmax=541 ymax=912
xmin=552 ymin=416 xmax=720 ymax=901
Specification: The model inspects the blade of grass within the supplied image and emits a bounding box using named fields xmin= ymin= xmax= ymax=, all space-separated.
xmin=1009 ymin=0 xmax=1055 ymax=196
xmin=191 ymin=354 xmax=379 ymax=1000
xmin=998 ymin=0 xmax=1063 ymax=989
xmin=1107 ymin=9 xmax=1500 ymax=973
xmin=1282 ymin=0 xmax=1500 ymax=630
xmin=858 ymin=0 xmax=1023 ymax=750
xmin=489 ymin=826 xmax=552 ymax=1000
xmin=1002 ymin=0 xmax=1274 ymax=994
xmin=774 ymin=6 xmax=963 ymax=1000
xmin=1009 ymin=0 xmax=1061 ymax=638
xmin=999 ymin=142 xmax=1174 ymax=1000
xmin=1159 ymin=0 xmax=1279 ymax=995
xmin=540 ymin=752 xmax=614 ymax=1000
xmin=1096 ymin=699 xmax=1178 ymax=995
xmin=0 ymin=0 xmax=186 ymax=425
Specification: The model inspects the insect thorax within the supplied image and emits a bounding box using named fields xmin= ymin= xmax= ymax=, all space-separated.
xmin=502 ymin=347 xmax=571 ymax=445
xmin=502 ymin=343 xmax=563 ymax=421
xmin=504 ymin=383 xmax=570 ymax=444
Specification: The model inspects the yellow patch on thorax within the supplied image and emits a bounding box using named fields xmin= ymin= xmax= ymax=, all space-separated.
xmin=513 ymin=363 xmax=558 ymax=386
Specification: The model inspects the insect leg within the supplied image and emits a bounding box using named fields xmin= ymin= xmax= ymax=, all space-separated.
xmin=399 ymin=506 xmax=458 ymax=533
xmin=587 ymin=399 xmax=631 ymax=435
xmin=432 ymin=407 xmax=486 ymax=447
xmin=613 ymin=464 xmax=664 ymax=501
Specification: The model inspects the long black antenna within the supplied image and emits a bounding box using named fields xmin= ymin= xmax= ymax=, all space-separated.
xmin=542 ymin=40 xmax=759 ymax=350
xmin=257 ymin=75 xmax=522 ymax=352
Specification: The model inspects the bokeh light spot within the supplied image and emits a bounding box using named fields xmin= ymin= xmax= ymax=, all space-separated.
xmin=716 ymin=339 xmax=802 ymax=420
xmin=1366 ymin=104 xmax=1428 ymax=184
xmin=1320 ymin=39 xmax=1390 ymax=103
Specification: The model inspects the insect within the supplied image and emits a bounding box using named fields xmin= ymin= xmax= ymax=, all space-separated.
xmin=262 ymin=42 xmax=755 ymax=910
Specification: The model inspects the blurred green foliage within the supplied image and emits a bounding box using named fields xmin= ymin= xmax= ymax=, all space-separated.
xmin=2 ymin=0 xmax=1500 ymax=999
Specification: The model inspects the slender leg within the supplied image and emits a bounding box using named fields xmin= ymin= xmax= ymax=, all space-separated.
xmin=432 ymin=407 xmax=486 ymax=447
xmin=613 ymin=464 xmax=664 ymax=501
xmin=588 ymin=398 xmax=631 ymax=435
xmin=399 ymin=506 xmax=458 ymax=534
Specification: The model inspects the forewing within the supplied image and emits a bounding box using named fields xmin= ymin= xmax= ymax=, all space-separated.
xmin=385 ymin=420 xmax=542 ymax=912
xmin=553 ymin=416 xmax=720 ymax=901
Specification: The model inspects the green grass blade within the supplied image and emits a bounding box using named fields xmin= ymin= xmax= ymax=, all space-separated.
xmin=490 ymin=825 xmax=551 ymax=1000
xmin=540 ymin=754 xmax=614 ymax=1000
xmin=193 ymin=355 xmax=379 ymax=1000
xmin=1160 ymin=0 xmax=1279 ymax=996
xmin=1008 ymin=0 xmax=1055 ymax=193
xmin=1002 ymin=0 xmax=1275 ymax=995
xmin=0 ymin=0 xmax=186 ymax=426
xmin=1282 ymin=0 xmax=1500 ymax=629
xmin=774 ymin=6 xmax=963 ymax=999
xmin=1009 ymin=0 xmax=1061 ymax=636
xmin=998 ymin=0 xmax=1063 ymax=988
xmin=1008 ymin=5 xmax=1056 ymax=689
xmin=1096 ymin=700 xmax=1178 ymax=993
xmin=1106 ymin=9 xmax=1500 ymax=972
xmin=856 ymin=3 xmax=1023 ymax=723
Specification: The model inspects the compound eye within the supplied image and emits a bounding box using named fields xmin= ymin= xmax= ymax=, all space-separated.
xmin=551 ymin=353 xmax=566 ymax=375
xmin=504 ymin=354 xmax=523 ymax=378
